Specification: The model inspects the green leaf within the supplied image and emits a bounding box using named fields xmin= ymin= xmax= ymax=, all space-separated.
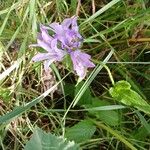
xmin=24 ymin=127 xmax=79 ymax=150
xmin=62 ymin=54 xmax=73 ymax=71
xmin=109 ymin=80 xmax=150 ymax=114
xmin=64 ymin=83 xmax=75 ymax=98
xmin=86 ymin=98 xmax=120 ymax=126
xmin=65 ymin=119 xmax=96 ymax=143
xmin=75 ymin=81 xmax=92 ymax=105
xmin=0 ymin=87 xmax=11 ymax=102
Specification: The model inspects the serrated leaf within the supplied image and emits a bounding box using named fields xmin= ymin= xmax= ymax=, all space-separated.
xmin=109 ymin=80 xmax=150 ymax=114
xmin=24 ymin=127 xmax=79 ymax=150
xmin=65 ymin=119 xmax=96 ymax=143
xmin=86 ymin=98 xmax=120 ymax=126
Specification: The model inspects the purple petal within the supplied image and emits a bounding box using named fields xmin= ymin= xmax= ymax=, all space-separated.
xmin=70 ymin=50 xmax=95 ymax=79
xmin=74 ymin=50 xmax=95 ymax=67
xmin=71 ymin=54 xmax=86 ymax=79
xmin=43 ymin=60 xmax=54 ymax=71
xmin=49 ymin=22 xmax=64 ymax=35
xmin=50 ymin=39 xmax=58 ymax=48
xmin=71 ymin=17 xmax=78 ymax=32
xmin=32 ymin=53 xmax=51 ymax=62
xmin=50 ymin=39 xmax=67 ymax=58
xmin=62 ymin=18 xmax=73 ymax=28
xmin=76 ymin=65 xmax=87 ymax=79
xmin=37 ymin=36 xmax=52 ymax=52
xmin=62 ymin=16 xmax=78 ymax=31
xmin=40 ymin=25 xmax=53 ymax=43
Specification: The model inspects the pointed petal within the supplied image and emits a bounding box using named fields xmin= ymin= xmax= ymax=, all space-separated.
xmin=62 ymin=16 xmax=78 ymax=31
xmin=32 ymin=53 xmax=51 ymax=62
xmin=70 ymin=50 xmax=95 ymax=79
xmin=50 ymin=39 xmax=57 ymax=48
xmin=40 ymin=25 xmax=53 ymax=43
xmin=76 ymin=66 xmax=87 ymax=79
xmin=43 ymin=60 xmax=54 ymax=71
xmin=37 ymin=37 xmax=52 ymax=52
xmin=62 ymin=18 xmax=72 ymax=28
xmin=49 ymin=23 xmax=63 ymax=34
xmin=75 ymin=50 xmax=95 ymax=67
xmin=71 ymin=17 xmax=78 ymax=31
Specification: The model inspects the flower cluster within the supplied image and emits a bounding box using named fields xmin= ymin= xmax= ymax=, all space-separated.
xmin=31 ymin=16 xmax=95 ymax=80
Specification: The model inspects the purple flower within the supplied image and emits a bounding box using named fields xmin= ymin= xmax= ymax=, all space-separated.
xmin=70 ymin=50 xmax=95 ymax=80
xmin=49 ymin=16 xmax=83 ymax=51
xmin=31 ymin=16 xmax=95 ymax=80
xmin=31 ymin=25 xmax=66 ymax=71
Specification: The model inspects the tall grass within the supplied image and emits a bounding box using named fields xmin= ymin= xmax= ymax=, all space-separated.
xmin=0 ymin=0 xmax=150 ymax=149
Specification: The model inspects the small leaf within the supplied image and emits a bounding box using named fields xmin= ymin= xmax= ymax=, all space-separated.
xmin=0 ymin=87 xmax=11 ymax=102
xmin=63 ymin=54 xmax=73 ymax=70
xmin=65 ymin=119 xmax=96 ymax=143
xmin=24 ymin=127 xmax=79 ymax=150
xmin=109 ymin=80 xmax=150 ymax=114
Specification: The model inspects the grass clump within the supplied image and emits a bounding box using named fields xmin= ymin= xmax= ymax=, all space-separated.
xmin=0 ymin=0 xmax=150 ymax=149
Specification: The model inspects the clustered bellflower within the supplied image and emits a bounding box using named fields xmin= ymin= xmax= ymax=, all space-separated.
xmin=31 ymin=16 xmax=95 ymax=80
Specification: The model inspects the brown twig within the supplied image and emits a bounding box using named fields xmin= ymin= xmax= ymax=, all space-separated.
xmin=76 ymin=0 xmax=81 ymax=16
xmin=92 ymin=0 xmax=95 ymax=14
xmin=128 ymin=38 xmax=150 ymax=43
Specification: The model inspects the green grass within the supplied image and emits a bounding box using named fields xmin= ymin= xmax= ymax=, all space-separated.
xmin=0 ymin=0 xmax=150 ymax=149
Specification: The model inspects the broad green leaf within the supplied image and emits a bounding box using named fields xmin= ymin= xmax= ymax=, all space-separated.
xmin=65 ymin=119 xmax=96 ymax=143
xmin=64 ymin=83 xmax=75 ymax=98
xmin=109 ymin=80 xmax=150 ymax=114
xmin=75 ymin=81 xmax=92 ymax=105
xmin=86 ymin=98 xmax=120 ymax=126
xmin=24 ymin=127 xmax=79 ymax=150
